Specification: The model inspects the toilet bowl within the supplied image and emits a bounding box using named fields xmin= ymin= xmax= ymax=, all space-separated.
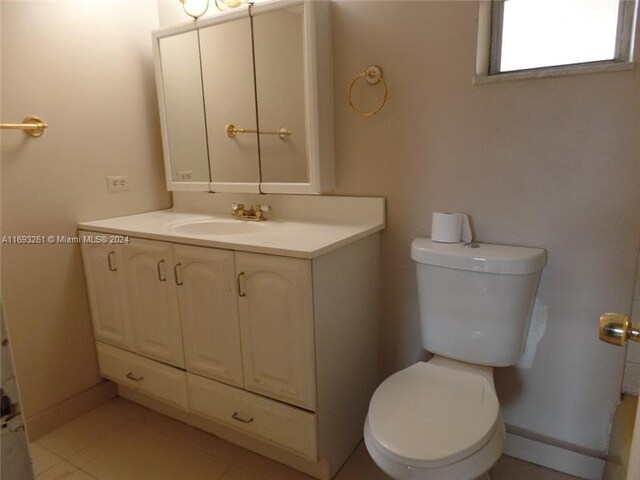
xmin=364 ymin=238 xmax=546 ymax=480
xmin=364 ymin=357 xmax=505 ymax=480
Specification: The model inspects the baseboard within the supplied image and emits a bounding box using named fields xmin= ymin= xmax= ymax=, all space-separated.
xmin=26 ymin=380 xmax=117 ymax=441
xmin=506 ymin=432 xmax=606 ymax=480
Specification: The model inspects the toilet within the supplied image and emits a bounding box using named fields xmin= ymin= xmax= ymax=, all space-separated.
xmin=364 ymin=238 xmax=546 ymax=480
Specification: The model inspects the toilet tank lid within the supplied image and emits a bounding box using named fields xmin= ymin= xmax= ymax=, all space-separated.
xmin=411 ymin=238 xmax=546 ymax=275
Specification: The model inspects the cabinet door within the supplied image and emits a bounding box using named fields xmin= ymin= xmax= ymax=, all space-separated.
xmin=174 ymin=245 xmax=243 ymax=387
xmin=123 ymin=239 xmax=184 ymax=367
xmin=199 ymin=17 xmax=261 ymax=191
xmin=236 ymin=252 xmax=316 ymax=410
xmin=80 ymin=235 xmax=134 ymax=350
xmin=157 ymin=29 xmax=210 ymax=189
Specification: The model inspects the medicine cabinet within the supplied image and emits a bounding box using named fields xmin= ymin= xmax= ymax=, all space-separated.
xmin=153 ymin=0 xmax=334 ymax=195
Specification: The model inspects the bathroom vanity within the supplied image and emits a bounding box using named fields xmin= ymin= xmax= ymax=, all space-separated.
xmin=78 ymin=2 xmax=383 ymax=477
xmin=78 ymin=193 xmax=384 ymax=479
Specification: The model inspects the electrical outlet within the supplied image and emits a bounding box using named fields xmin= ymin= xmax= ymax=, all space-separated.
xmin=107 ymin=175 xmax=129 ymax=192
xmin=177 ymin=170 xmax=193 ymax=182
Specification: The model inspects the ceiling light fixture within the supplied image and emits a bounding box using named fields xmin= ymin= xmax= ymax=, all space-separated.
xmin=214 ymin=0 xmax=248 ymax=12
xmin=179 ymin=0 xmax=210 ymax=19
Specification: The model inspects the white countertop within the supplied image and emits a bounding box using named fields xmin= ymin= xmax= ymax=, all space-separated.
xmin=78 ymin=209 xmax=385 ymax=259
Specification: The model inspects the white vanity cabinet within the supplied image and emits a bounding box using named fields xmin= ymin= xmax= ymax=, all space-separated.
xmin=96 ymin=342 xmax=190 ymax=412
xmin=82 ymin=235 xmax=317 ymax=402
xmin=188 ymin=371 xmax=318 ymax=459
xmin=175 ymin=245 xmax=244 ymax=388
xmin=124 ymin=239 xmax=184 ymax=368
xmin=80 ymin=241 xmax=134 ymax=351
xmin=236 ymin=252 xmax=316 ymax=410
xmin=79 ymin=222 xmax=381 ymax=480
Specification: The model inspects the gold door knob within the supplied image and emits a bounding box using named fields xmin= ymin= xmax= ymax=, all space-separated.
xmin=599 ymin=313 xmax=640 ymax=346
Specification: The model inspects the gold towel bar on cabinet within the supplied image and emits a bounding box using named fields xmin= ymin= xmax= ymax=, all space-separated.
xmin=348 ymin=65 xmax=388 ymax=117
xmin=226 ymin=123 xmax=292 ymax=140
xmin=0 ymin=115 xmax=48 ymax=137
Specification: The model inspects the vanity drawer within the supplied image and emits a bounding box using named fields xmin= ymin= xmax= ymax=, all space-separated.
xmin=187 ymin=373 xmax=317 ymax=460
xmin=96 ymin=342 xmax=189 ymax=411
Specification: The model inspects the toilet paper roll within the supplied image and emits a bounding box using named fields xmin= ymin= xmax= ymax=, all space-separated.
xmin=431 ymin=212 xmax=473 ymax=243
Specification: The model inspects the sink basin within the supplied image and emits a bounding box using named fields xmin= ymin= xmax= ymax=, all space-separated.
xmin=170 ymin=219 xmax=265 ymax=236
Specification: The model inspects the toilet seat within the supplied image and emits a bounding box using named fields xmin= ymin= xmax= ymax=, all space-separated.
xmin=368 ymin=361 xmax=500 ymax=468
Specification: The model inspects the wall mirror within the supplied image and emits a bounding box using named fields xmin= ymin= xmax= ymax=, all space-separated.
xmin=252 ymin=4 xmax=307 ymax=188
xmin=152 ymin=0 xmax=333 ymax=195
xmin=199 ymin=14 xmax=261 ymax=193
xmin=156 ymin=29 xmax=210 ymax=190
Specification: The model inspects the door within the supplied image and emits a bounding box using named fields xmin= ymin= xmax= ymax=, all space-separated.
xmin=123 ymin=239 xmax=184 ymax=367
xmin=235 ymin=252 xmax=316 ymax=410
xmin=175 ymin=244 xmax=244 ymax=387
xmin=80 ymin=234 xmax=134 ymax=350
xmin=599 ymin=313 xmax=640 ymax=480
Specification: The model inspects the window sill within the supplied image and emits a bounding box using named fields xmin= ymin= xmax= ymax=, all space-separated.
xmin=473 ymin=61 xmax=635 ymax=85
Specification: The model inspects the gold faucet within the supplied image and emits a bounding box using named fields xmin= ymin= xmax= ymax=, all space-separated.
xmin=231 ymin=204 xmax=271 ymax=221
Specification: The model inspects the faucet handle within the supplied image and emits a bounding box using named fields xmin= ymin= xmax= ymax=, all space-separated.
xmin=253 ymin=205 xmax=271 ymax=220
xmin=231 ymin=203 xmax=245 ymax=216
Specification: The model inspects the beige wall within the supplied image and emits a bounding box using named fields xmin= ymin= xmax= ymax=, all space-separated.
xmin=1 ymin=1 xmax=171 ymax=421
xmin=329 ymin=0 xmax=640 ymax=455
xmin=158 ymin=0 xmax=189 ymax=27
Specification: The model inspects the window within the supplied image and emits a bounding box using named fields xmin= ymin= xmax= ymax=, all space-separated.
xmin=482 ymin=0 xmax=637 ymax=77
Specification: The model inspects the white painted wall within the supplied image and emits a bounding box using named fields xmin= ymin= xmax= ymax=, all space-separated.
xmin=1 ymin=1 xmax=171 ymax=423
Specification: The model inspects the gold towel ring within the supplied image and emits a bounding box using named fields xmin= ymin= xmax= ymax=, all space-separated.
xmin=348 ymin=65 xmax=388 ymax=117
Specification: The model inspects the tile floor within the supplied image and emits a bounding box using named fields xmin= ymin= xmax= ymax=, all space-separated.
xmin=30 ymin=398 xmax=582 ymax=480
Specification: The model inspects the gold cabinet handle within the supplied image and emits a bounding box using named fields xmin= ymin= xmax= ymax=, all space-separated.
xmin=174 ymin=263 xmax=183 ymax=286
xmin=225 ymin=124 xmax=292 ymax=140
xmin=232 ymin=411 xmax=254 ymax=424
xmin=237 ymin=271 xmax=246 ymax=297
xmin=107 ymin=251 xmax=117 ymax=272
xmin=126 ymin=372 xmax=144 ymax=382
xmin=599 ymin=313 xmax=640 ymax=346
xmin=157 ymin=259 xmax=167 ymax=282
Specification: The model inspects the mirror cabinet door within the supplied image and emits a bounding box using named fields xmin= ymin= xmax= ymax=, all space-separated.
xmin=252 ymin=5 xmax=309 ymax=185
xmin=158 ymin=31 xmax=210 ymax=186
xmin=199 ymin=18 xmax=261 ymax=192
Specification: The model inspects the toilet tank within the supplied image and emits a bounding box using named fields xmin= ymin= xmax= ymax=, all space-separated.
xmin=411 ymin=238 xmax=546 ymax=367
